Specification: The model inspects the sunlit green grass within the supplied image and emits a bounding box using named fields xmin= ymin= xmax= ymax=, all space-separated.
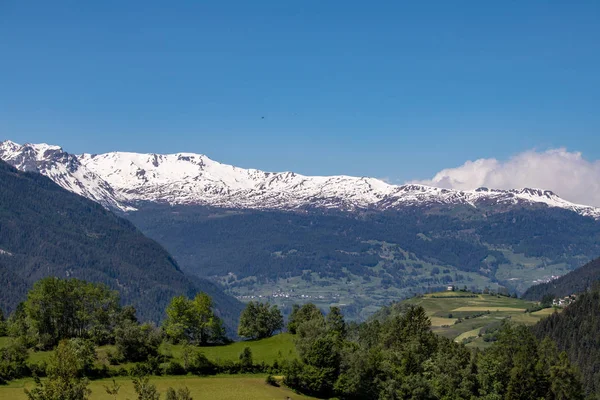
xmin=403 ymin=292 xmax=555 ymax=347
xmin=0 ymin=375 xmax=318 ymax=400
xmin=0 ymin=333 xmax=297 ymax=368
xmin=161 ymin=333 xmax=297 ymax=365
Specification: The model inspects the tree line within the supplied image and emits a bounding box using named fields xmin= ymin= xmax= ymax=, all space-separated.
xmin=0 ymin=276 xmax=595 ymax=399
xmin=281 ymin=303 xmax=586 ymax=400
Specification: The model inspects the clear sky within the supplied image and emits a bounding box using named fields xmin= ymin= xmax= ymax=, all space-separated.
xmin=1 ymin=1 xmax=599 ymax=183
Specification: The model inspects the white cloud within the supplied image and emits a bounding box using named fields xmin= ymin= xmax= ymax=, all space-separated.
xmin=413 ymin=148 xmax=600 ymax=207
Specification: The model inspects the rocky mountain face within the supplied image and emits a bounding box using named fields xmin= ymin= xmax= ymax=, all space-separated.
xmin=1 ymin=140 xmax=599 ymax=219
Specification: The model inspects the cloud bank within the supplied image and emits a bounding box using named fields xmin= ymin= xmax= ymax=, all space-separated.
xmin=414 ymin=148 xmax=600 ymax=207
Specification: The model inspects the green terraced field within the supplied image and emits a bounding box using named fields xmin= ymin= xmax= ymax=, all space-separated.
xmin=403 ymin=291 xmax=558 ymax=347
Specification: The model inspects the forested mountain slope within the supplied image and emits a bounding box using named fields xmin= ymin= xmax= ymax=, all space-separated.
xmin=0 ymin=161 xmax=242 ymax=327
xmin=532 ymin=284 xmax=600 ymax=396
xmin=4 ymin=141 xmax=600 ymax=318
xmin=127 ymin=204 xmax=600 ymax=319
xmin=522 ymin=257 xmax=600 ymax=301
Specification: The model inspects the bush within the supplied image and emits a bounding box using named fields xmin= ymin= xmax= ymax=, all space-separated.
xmin=115 ymin=322 xmax=161 ymax=362
xmin=28 ymin=361 xmax=47 ymax=378
xmin=161 ymin=361 xmax=185 ymax=376
xmin=165 ymin=386 xmax=193 ymax=400
xmin=0 ymin=340 xmax=30 ymax=383
xmin=239 ymin=347 xmax=253 ymax=372
xmin=106 ymin=349 xmax=125 ymax=365
xmin=215 ymin=359 xmax=239 ymax=374
xmin=265 ymin=374 xmax=279 ymax=387
xmin=187 ymin=351 xmax=216 ymax=376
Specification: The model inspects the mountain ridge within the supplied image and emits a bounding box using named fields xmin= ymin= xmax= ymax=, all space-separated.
xmin=2 ymin=140 xmax=599 ymax=219
xmin=0 ymin=158 xmax=242 ymax=329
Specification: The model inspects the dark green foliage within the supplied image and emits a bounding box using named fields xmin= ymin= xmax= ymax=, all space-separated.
xmin=186 ymin=350 xmax=216 ymax=376
xmin=0 ymin=161 xmax=242 ymax=329
xmin=0 ymin=308 xmax=5 ymax=336
xmin=237 ymin=302 xmax=283 ymax=339
xmin=532 ymin=284 xmax=600 ymax=396
xmin=25 ymin=340 xmax=92 ymax=400
xmin=239 ymin=347 xmax=253 ymax=371
xmin=326 ymin=307 xmax=347 ymax=339
xmin=161 ymin=361 xmax=185 ymax=376
xmin=283 ymin=303 xmax=586 ymax=399
xmin=114 ymin=321 xmax=162 ymax=362
xmin=22 ymin=277 xmax=122 ymax=348
xmin=523 ymin=256 xmax=600 ymax=301
xmin=265 ymin=374 xmax=278 ymax=386
xmin=127 ymin=204 xmax=600 ymax=293
xmin=0 ymin=339 xmax=28 ymax=384
xmin=286 ymin=303 xmax=322 ymax=334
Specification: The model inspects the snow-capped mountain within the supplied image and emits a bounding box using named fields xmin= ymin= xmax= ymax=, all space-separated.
xmin=0 ymin=141 xmax=132 ymax=211
xmin=2 ymin=140 xmax=600 ymax=219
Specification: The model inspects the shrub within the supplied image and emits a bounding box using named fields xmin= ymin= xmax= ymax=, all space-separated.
xmin=0 ymin=340 xmax=30 ymax=383
xmin=265 ymin=374 xmax=279 ymax=387
xmin=161 ymin=361 xmax=185 ymax=376
xmin=115 ymin=322 xmax=161 ymax=362
xmin=165 ymin=386 xmax=193 ymax=400
xmin=187 ymin=351 xmax=216 ymax=375
xmin=239 ymin=347 xmax=253 ymax=372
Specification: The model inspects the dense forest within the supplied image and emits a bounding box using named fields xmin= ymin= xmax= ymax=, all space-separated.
xmin=0 ymin=161 xmax=242 ymax=329
xmin=127 ymin=204 xmax=600 ymax=291
xmin=523 ymin=256 xmax=600 ymax=301
xmin=532 ymin=283 xmax=600 ymax=396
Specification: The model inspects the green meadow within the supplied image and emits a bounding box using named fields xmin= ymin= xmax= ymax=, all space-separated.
xmin=403 ymin=291 xmax=559 ymax=347
xmin=0 ymin=375 xmax=317 ymax=400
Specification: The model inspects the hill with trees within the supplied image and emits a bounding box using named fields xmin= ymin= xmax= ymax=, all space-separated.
xmin=0 ymin=161 xmax=242 ymax=327
xmin=522 ymin=256 xmax=600 ymax=301
xmin=532 ymin=283 xmax=600 ymax=396
xmin=127 ymin=204 xmax=600 ymax=319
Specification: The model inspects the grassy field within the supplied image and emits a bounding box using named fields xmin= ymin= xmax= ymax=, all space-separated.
xmin=161 ymin=333 xmax=297 ymax=365
xmin=0 ymin=375 xmax=317 ymax=400
xmin=0 ymin=333 xmax=298 ymax=368
xmin=403 ymin=291 xmax=558 ymax=346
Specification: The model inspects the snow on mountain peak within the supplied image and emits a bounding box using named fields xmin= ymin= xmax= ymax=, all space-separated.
xmin=1 ymin=140 xmax=599 ymax=219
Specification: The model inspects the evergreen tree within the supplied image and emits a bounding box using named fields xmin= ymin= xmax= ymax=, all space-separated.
xmin=326 ymin=306 xmax=346 ymax=339
xmin=550 ymin=352 xmax=584 ymax=400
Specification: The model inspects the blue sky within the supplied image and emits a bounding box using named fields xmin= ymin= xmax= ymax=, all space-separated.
xmin=1 ymin=1 xmax=599 ymax=183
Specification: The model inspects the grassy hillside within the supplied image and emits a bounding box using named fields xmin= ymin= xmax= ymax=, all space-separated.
xmin=402 ymin=291 xmax=558 ymax=348
xmin=1 ymin=334 xmax=298 ymax=371
xmin=161 ymin=333 xmax=297 ymax=365
xmin=0 ymin=375 xmax=318 ymax=400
